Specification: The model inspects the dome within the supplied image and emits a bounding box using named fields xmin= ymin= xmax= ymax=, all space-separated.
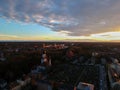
xmin=112 ymin=84 xmax=120 ymax=90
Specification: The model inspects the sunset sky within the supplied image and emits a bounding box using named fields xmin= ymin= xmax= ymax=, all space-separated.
xmin=0 ymin=0 xmax=120 ymax=42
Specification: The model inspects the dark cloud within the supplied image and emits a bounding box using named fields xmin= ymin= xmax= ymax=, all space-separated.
xmin=0 ymin=0 xmax=120 ymax=36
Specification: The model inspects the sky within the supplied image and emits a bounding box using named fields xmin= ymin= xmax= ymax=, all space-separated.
xmin=0 ymin=0 xmax=120 ymax=42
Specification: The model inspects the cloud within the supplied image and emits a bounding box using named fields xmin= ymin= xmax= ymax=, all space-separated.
xmin=0 ymin=0 xmax=120 ymax=36
xmin=90 ymin=32 xmax=120 ymax=40
xmin=65 ymin=31 xmax=120 ymax=42
xmin=0 ymin=34 xmax=21 ymax=40
xmin=57 ymin=30 xmax=72 ymax=36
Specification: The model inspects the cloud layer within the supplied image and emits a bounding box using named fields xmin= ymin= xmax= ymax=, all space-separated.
xmin=0 ymin=0 xmax=120 ymax=36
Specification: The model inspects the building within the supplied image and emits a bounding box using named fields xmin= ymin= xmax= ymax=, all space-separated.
xmin=0 ymin=79 xmax=7 ymax=89
xmin=0 ymin=52 xmax=6 ymax=61
xmin=76 ymin=82 xmax=94 ymax=90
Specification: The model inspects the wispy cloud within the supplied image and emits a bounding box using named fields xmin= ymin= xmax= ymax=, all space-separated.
xmin=0 ymin=34 xmax=19 ymax=38
xmin=0 ymin=34 xmax=21 ymax=40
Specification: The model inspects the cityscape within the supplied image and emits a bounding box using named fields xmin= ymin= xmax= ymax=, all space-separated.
xmin=0 ymin=0 xmax=120 ymax=90
xmin=0 ymin=42 xmax=120 ymax=90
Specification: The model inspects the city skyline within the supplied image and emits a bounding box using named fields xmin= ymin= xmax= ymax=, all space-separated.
xmin=0 ymin=0 xmax=120 ymax=42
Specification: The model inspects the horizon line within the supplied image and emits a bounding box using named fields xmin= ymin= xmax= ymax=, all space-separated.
xmin=0 ymin=40 xmax=120 ymax=43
